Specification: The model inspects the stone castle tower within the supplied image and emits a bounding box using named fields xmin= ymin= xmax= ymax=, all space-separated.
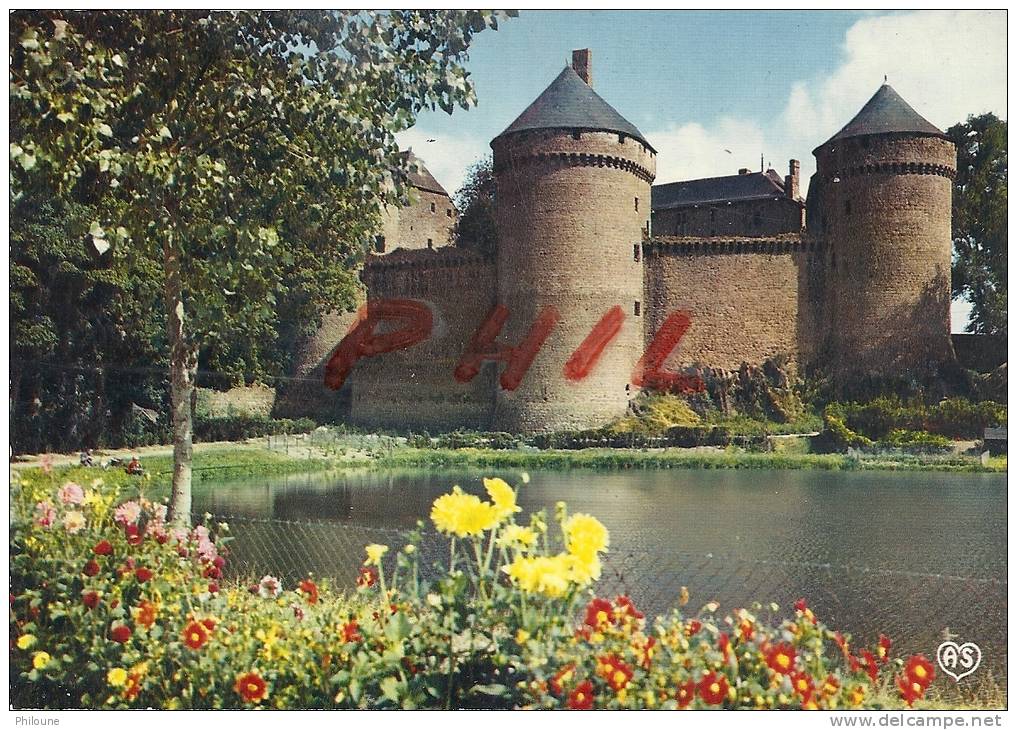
xmin=490 ymin=49 xmax=656 ymax=431
xmin=809 ymin=84 xmax=956 ymax=380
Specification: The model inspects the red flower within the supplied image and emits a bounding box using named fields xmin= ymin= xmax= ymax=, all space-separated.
xmin=614 ymin=595 xmax=643 ymax=621
xmin=897 ymin=674 xmax=925 ymax=707
xmin=341 ymin=620 xmax=362 ymax=643
xmin=134 ymin=600 xmax=157 ymax=628
xmin=686 ymin=619 xmax=703 ymax=636
xmin=633 ymin=635 xmax=657 ymax=668
xmin=878 ymin=634 xmax=893 ymax=663
xmin=905 ymin=655 xmax=935 ymax=689
xmin=203 ymin=565 xmax=221 ymax=580
xmin=821 ymin=674 xmax=841 ymax=698
xmin=110 ymin=624 xmax=132 ymax=643
xmin=134 ymin=567 xmax=153 ymax=583
xmin=93 ymin=540 xmax=113 ymax=556
xmin=718 ymin=632 xmax=731 ymax=658
xmin=208 ymin=582 xmax=219 ymax=594
xmin=299 ymin=579 xmax=319 ymax=605
xmin=766 ymin=643 xmax=797 ymax=674
xmin=125 ymin=524 xmax=143 ymax=546
xmin=123 ymin=671 xmax=143 ymax=701
xmin=550 ymin=664 xmax=576 ymax=696
xmin=201 ymin=617 xmax=216 ymax=632
xmin=859 ymin=650 xmax=879 ymax=683
xmin=738 ymin=618 xmax=754 ymax=641
xmin=82 ymin=590 xmax=100 ymax=610
xmin=356 ymin=566 xmax=378 ymax=588
xmin=584 ymin=597 xmax=614 ymax=629
xmin=234 ymin=671 xmax=268 ymax=704
xmin=790 ymin=671 xmax=815 ymax=702
xmin=697 ymin=671 xmax=729 ymax=705
xmin=567 ymin=680 xmax=594 ymax=710
xmin=83 ymin=560 xmax=100 ymax=577
xmin=596 ymin=654 xmax=633 ymax=692
xmin=182 ymin=620 xmax=209 ymax=650
xmin=676 ymin=679 xmax=695 ymax=708
xmin=794 ymin=598 xmax=808 ymax=612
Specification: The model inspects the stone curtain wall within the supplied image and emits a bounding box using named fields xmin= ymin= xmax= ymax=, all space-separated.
xmin=653 ymin=197 xmax=803 ymax=238
xmin=643 ymin=236 xmax=807 ymax=372
xmin=352 ymin=249 xmax=496 ymax=430
xmin=492 ymin=129 xmax=656 ymax=432
xmin=816 ymin=134 xmax=956 ymax=380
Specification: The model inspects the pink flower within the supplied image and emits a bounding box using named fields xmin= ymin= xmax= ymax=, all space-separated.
xmin=258 ymin=575 xmax=281 ymax=599
xmin=113 ymin=501 xmax=142 ymax=527
xmin=59 ymin=482 xmax=85 ymax=505
xmin=35 ymin=501 xmax=56 ymax=528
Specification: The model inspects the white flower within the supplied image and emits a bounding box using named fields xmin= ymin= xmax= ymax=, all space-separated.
xmin=258 ymin=575 xmax=282 ymax=599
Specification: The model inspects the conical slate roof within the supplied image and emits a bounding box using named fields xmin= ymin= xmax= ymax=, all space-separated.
xmin=818 ymin=84 xmax=946 ymax=149
xmin=494 ymin=66 xmax=655 ymax=152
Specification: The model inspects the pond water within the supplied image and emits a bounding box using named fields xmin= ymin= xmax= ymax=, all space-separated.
xmin=193 ymin=467 xmax=1007 ymax=686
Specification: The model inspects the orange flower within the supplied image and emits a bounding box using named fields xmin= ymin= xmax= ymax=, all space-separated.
xmin=766 ymin=643 xmax=796 ymax=674
xmin=133 ymin=601 xmax=157 ymax=629
xmin=905 ymin=654 xmax=935 ymax=689
xmin=738 ymin=618 xmax=754 ymax=641
xmin=182 ymin=620 xmax=209 ymax=650
xmin=550 ymin=664 xmax=575 ymax=696
xmin=697 ymin=671 xmax=728 ymax=705
xmin=676 ymin=679 xmax=695 ymax=708
xmin=790 ymin=671 xmax=815 ymax=703
xmin=633 ymin=635 xmax=657 ymax=669
xmin=123 ymin=670 xmax=143 ymax=701
xmin=821 ymin=674 xmax=840 ymax=697
xmin=299 ymin=578 xmax=319 ymax=605
xmin=859 ymin=650 xmax=879 ymax=683
xmin=596 ymin=654 xmax=633 ymax=692
xmin=877 ymin=634 xmax=893 ymax=663
xmin=897 ymin=674 xmax=925 ymax=707
xmin=567 ymin=680 xmax=594 ymax=710
xmin=234 ymin=671 xmax=268 ymax=704
xmin=341 ymin=620 xmax=362 ymax=643
xmin=583 ymin=598 xmax=614 ymax=629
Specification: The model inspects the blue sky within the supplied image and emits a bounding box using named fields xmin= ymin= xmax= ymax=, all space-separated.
xmin=396 ymin=10 xmax=1007 ymax=332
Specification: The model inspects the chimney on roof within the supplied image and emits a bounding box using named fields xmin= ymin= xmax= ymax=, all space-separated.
xmin=785 ymin=159 xmax=800 ymax=200
xmin=738 ymin=168 xmax=750 ymax=175
xmin=572 ymin=49 xmax=592 ymax=86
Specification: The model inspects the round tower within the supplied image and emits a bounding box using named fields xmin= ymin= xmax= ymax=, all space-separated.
xmin=814 ymin=84 xmax=956 ymax=383
xmin=490 ymin=49 xmax=656 ymax=432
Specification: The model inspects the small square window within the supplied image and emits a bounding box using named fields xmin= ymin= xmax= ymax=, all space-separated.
xmin=446 ymin=209 xmax=452 ymax=217
xmin=572 ymin=130 xmax=581 ymax=140
xmin=374 ymin=236 xmax=386 ymax=253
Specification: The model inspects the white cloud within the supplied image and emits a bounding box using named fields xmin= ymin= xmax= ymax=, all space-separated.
xmin=395 ymin=127 xmax=489 ymax=198
xmin=781 ymin=10 xmax=1006 ymax=151
xmin=646 ymin=10 xmax=1005 ymax=198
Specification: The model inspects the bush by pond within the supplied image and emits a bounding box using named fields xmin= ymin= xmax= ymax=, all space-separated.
xmin=193 ymin=415 xmax=316 ymax=443
xmin=11 ymin=469 xmax=939 ymax=709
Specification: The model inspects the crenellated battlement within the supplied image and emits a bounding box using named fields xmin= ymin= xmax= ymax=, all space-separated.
xmin=645 ymin=234 xmax=815 ymax=256
xmin=493 ymin=148 xmax=655 ymax=184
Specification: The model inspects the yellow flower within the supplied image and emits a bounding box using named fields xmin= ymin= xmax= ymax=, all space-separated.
xmin=430 ymin=487 xmax=499 ymax=538
xmin=515 ymin=629 xmax=530 ymax=644
xmin=503 ymin=554 xmax=574 ymax=598
xmin=32 ymin=651 xmax=51 ymax=670
xmin=364 ymin=544 xmax=389 ymax=566
xmin=63 ymin=510 xmax=86 ymax=534
xmin=563 ymin=513 xmax=609 ymax=562
xmin=483 ymin=477 xmax=521 ymax=521
xmin=16 ymin=634 xmax=36 ymax=650
xmin=107 ymin=667 xmax=128 ymax=687
xmin=497 ymin=524 xmax=537 ymax=549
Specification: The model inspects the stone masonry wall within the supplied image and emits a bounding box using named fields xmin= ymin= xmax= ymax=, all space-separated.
xmin=394 ymin=189 xmax=457 ymax=251
xmin=352 ymin=248 xmax=496 ymax=430
xmin=653 ymin=197 xmax=803 ymax=238
xmin=643 ymin=236 xmax=809 ymax=372
xmin=492 ymin=129 xmax=656 ymax=432
xmin=816 ymin=134 xmax=956 ymax=380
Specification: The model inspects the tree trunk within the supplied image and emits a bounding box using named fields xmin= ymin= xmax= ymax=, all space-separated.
xmin=164 ymin=242 xmax=197 ymax=525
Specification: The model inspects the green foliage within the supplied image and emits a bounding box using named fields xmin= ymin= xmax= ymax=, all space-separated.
xmin=609 ymin=394 xmax=701 ymax=435
xmin=192 ymin=415 xmax=316 ymax=443
xmin=11 ymin=473 xmax=925 ymax=709
xmin=947 ymin=113 xmax=1007 ymax=335
xmin=879 ymin=430 xmax=953 ymax=454
xmin=829 ymin=396 xmax=1006 ymax=442
xmin=10 ymin=192 xmax=167 ymax=453
xmin=453 ymin=154 xmax=497 ymax=258
xmin=821 ymin=406 xmax=873 ymax=450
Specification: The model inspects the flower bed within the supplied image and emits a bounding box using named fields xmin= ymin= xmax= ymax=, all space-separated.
xmin=11 ymin=469 xmax=936 ymax=709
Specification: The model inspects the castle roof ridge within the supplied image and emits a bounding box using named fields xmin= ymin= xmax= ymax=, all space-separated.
xmin=816 ymin=84 xmax=948 ymax=152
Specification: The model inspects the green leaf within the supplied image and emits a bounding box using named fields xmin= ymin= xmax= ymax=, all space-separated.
xmin=158 ymin=126 xmax=172 ymax=140
xmin=380 ymin=676 xmax=401 ymax=702
xmin=97 ymin=123 xmax=113 ymax=137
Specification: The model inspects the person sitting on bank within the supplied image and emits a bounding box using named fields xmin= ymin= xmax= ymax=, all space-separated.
xmin=79 ymin=449 xmax=93 ymax=467
xmin=126 ymin=456 xmax=143 ymax=475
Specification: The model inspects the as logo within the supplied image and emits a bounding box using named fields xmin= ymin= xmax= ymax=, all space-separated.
xmin=936 ymin=641 xmax=981 ymax=682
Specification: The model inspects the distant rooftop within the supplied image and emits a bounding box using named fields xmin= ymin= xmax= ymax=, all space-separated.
xmin=494 ymin=65 xmax=654 ymax=151
xmin=402 ymin=151 xmax=449 ymax=197
xmin=652 ymin=169 xmax=792 ymax=209
xmin=818 ymin=84 xmax=946 ymax=150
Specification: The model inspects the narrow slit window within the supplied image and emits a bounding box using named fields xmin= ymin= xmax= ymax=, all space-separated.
xmin=446 ymin=209 xmax=452 ymax=217
xmin=633 ymin=243 xmax=641 ymax=262
xmin=430 ymin=202 xmax=436 ymax=213
xmin=634 ymin=301 xmax=641 ymax=317
xmin=634 ymin=197 xmax=639 ymax=212
xmin=427 ymin=238 xmax=433 ymax=249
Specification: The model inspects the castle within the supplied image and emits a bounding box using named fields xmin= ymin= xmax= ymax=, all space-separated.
xmin=294 ymin=49 xmax=956 ymax=433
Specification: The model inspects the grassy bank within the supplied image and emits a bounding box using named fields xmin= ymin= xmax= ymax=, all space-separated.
xmin=375 ymin=446 xmax=1007 ymax=473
